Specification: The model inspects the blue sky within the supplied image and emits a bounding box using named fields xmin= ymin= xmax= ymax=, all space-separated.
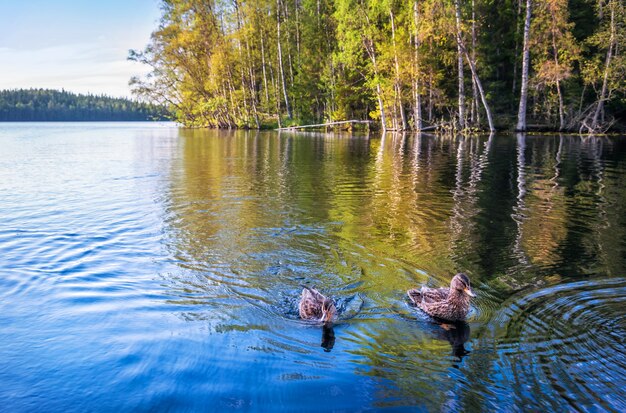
xmin=0 ymin=0 xmax=162 ymax=98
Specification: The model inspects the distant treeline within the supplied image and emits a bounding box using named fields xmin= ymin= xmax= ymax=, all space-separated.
xmin=0 ymin=89 xmax=170 ymax=121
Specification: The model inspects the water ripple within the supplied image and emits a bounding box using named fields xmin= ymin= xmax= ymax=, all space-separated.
xmin=2 ymin=126 xmax=626 ymax=411
xmin=487 ymin=278 xmax=626 ymax=412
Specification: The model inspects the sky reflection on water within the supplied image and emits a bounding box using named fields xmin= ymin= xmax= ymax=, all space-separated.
xmin=0 ymin=123 xmax=625 ymax=412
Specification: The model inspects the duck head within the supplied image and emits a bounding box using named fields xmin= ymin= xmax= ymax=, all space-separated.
xmin=451 ymin=273 xmax=475 ymax=298
xmin=321 ymin=298 xmax=336 ymax=323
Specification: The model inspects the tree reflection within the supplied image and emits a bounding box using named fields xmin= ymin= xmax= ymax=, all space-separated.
xmin=158 ymin=128 xmax=626 ymax=409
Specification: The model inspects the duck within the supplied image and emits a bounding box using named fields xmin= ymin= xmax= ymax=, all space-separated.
xmin=299 ymin=286 xmax=336 ymax=323
xmin=407 ymin=273 xmax=475 ymax=321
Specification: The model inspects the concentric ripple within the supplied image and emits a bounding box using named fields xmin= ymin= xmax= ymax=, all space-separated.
xmin=489 ymin=278 xmax=626 ymax=412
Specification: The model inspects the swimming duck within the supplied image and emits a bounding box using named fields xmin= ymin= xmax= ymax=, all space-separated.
xmin=299 ymin=286 xmax=336 ymax=323
xmin=407 ymin=273 xmax=475 ymax=321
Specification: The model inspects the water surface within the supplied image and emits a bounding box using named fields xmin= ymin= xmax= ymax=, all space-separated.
xmin=1 ymin=123 xmax=625 ymax=411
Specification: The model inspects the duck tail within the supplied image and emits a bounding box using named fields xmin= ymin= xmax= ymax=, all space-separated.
xmin=407 ymin=288 xmax=422 ymax=305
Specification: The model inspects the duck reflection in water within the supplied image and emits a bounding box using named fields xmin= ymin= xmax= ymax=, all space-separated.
xmin=435 ymin=321 xmax=471 ymax=360
xmin=321 ymin=324 xmax=335 ymax=352
xmin=299 ymin=286 xmax=337 ymax=352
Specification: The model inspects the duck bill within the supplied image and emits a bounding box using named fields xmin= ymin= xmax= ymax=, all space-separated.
xmin=320 ymin=311 xmax=329 ymax=323
xmin=464 ymin=288 xmax=476 ymax=297
xmin=321 ymin=310 xmax=334 ymax=324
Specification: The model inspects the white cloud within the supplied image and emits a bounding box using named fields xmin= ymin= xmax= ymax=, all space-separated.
xmin=0 ymin=41 xmax=152 ymax=98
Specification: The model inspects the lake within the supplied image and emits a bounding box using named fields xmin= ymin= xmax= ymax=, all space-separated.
xmin=0 ymin=122 xmax=625 ymax=412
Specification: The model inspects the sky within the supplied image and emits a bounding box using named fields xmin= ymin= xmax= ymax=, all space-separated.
xmin=0 ymin=0 xmax=162 ymax=98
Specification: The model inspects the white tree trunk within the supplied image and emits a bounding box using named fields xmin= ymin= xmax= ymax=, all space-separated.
xmin=454 ymin=0 xmax=466 ymax=129
xmin=376 ymin=84 xmax=387 ymax=131
xmin=549 ymin=5 xmax=565 ymax=130
xmin=260 ymin=32 xmax=270 ymax=111
xmin=471 ymin=0 xmax=480 ymax=125
xmin=591 ymin=2 xmax=615 ymax=131
xmin=463 ymin=50 xmax=496 ymax=132
xmin=413 ymin=0 xmax=423 ymax=131
xmin=516 ymin=0 xmax=532 ymax=131
xmin=277 ymin=0 xmax=292 ymax=119
xmin=390 ymin=9 xmax=407 ymax=130
xmin=363 ymin=31 xmax=387 ymax=131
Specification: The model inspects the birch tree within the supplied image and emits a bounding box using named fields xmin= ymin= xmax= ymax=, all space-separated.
xmin=516 ymin=0 xmax=532 ymax=131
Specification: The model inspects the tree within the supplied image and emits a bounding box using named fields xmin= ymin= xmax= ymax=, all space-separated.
xmin=276 ymin=0 xmax=293 ymax=120
xmin=581 ymin=0 xmax=626 ymax=133
xmin=334 ymin=0 xmax=388 ymax=130
xmin=128 ymin=0 xmax=626 ymax=132
xmin=454 ymin=0 xmax=467 ymax=129
xmin=454 ymin=0 xmax=495 ymax=132
xmin=531 ymin=0 xmax=579 ymax=130
xmin=516 ymin=0 xmax=532 ymax=132
xmin=0 ymin=89 xmax=167 ymax=121
xmin=412 ymin=0 xmax=423 ymax=130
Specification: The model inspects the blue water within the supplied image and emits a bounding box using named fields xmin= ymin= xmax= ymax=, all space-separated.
xmin=0 ymin=123 xmax=624 ymax=412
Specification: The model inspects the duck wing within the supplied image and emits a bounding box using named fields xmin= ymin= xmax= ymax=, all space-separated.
xmin=418 ymin=299 xmax=452 ymax=321
xmin=302 ymin=286 xmax=326 ymax=301
xmin=408 ymin=286 xmax=450 ymax=305
xmin=299 ymin=287 xmax=324 ymax=320
xmin=418 ymin=297 xmax=470 ymax=322
xmin=420 ymin=286 xmax=450 ymax=303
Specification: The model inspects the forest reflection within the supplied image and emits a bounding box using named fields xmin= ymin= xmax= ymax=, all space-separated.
xmin=164 ymin=130 xmax=626 ymax=302
xmin=3 ymin=123 xmax=623 ymax=412
xmin=157 ymin=129 xmax=625 ymax=410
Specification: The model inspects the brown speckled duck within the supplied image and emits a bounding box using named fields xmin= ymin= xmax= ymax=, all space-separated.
xmin=299 ymin=286 xmax=336 ymax=323
xmin=407 ymin=273 xmax=475 ymax=321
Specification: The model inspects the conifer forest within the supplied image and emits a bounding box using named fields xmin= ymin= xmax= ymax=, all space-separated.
xmin=0 ymin=89 xmax=168 ymax=122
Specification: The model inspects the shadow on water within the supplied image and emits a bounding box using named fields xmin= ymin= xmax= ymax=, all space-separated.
xmin=434 ymin=321 xmax=471 ymax=360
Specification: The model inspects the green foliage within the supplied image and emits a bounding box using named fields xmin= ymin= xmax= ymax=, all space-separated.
xmin=130 ymin=0 xmax=626 ymax=131
xmin=0 ymin=89 xmax=168 ymax=122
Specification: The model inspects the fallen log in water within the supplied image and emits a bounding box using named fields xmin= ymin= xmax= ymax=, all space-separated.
xmin=276 ymin=120 xmax=438 ymax=132
xmin=378 ymin=126 xmax=438 ymax=131
xmin=276 ymin=120 xmax=372 ymax=130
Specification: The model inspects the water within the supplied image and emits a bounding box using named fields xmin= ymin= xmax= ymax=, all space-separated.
xmin=1 ymin=123 xmax=625 ymax=412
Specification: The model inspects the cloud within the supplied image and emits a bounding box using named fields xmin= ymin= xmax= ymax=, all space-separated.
xmin=0 ymin=41 xmax=151 ymax=97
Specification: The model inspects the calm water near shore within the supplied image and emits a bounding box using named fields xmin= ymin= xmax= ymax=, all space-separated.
xmin=0 ymin=122 xmax=625 ymax=412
